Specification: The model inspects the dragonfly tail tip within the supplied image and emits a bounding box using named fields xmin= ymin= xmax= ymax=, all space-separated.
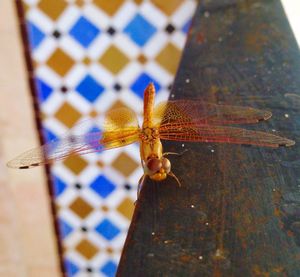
xmin=279 ymin=140 xmax=295 ymax=147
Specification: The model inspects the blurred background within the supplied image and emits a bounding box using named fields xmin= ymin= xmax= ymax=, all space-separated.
xmin=0 ymin=0 xmax=196 ymax=276
xmin=0 ymin=0 xmax=299 ymax=277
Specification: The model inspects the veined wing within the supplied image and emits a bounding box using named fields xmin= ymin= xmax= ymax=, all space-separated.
xmin=153 ymin=100 xmax=272 ymax=126
xmin=7 ymin=130 xmax=140 ymax=169
xmin=7 ymin=107 xmax=140 ymax=169
xmin=159 ymin=124 xmax=295 ymax=148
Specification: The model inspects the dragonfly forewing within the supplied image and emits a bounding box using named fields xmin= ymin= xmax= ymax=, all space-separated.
xmin=153 ymin=100 xmax=272 ymax=126
xmin=7 ymin=106 xmax=141 ymax=169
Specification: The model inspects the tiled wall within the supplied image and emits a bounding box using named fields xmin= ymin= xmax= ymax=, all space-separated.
xmin=21 ymin=0 xmax=196 ymax=276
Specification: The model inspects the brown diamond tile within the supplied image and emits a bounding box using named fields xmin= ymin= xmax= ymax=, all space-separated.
xmin=39 ymin=111 xmax=46 ymax=121
xmin=63 ymin=155 xmax=88 ymax=175
xmin=96 ymin=160 xmax=105 ymax=168
xmin=55 ymin=203 xmax=61 ymax=212
xmin=93 ymin=0 xmax=125 ymax=16
xmin=47 ymin=48 xmax=75 ymax=76
xmin=111 ymin=152 xmax=139 ymax=177
xmin=23 ymin=2 xmax=30 ymax=13
xmin=137 ymin=54 xmax=147 ymax=64
xmin=54 ymin=102 xmax=81 ymax=128
xmin=75 ymin=0 xmax=86 ymax=7
xmin=101 ymin=205 xmax=109 ymax=212
xmin=117 ymin=197 xmax=134 ymax=220
xmin=99 ymin=45 xmax=129 ymax=74
xmin=89 ymin=109 xmax=98 ymax=118
xmin=106 ymin=247 xmax=114 ymax=254
xmin=38 ymin=0 xmax=67 ymax=20
xmin=32 ymin=59 xmax=38 ymax=68
xmin=61 ymin=244 xmax=67 ymax=255
xmin=155 ymin=43 xmax=181 ymax=74
xmin=69 ymin=197 xmax=93 ymax=219
xmin=82 ymin=56 xmax=92 ymax=66
xmin=75 ymin=239 xmax=99 ymax=259
xmin=151 ymin=0 xmax=183 ymax=16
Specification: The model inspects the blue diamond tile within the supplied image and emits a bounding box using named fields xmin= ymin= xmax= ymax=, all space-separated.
xmin=124 ymin=14 xmax=156 ymax=46
xmin=69 ymin=16 xmax=100 ymax=48
xmin=35 ymin=78 xmax=53 ymax=102
xmin=182 ymin=19 xmax=192 ymax=34
xmin=58 ymin=218 xmax=73 ymax=239
xmin=42 ymin=127 xmax=57 ymax=142
xmin=95 ymin=219 xmax=120 ymax=240
xmin=84 ymin=126 xmax=103 ymax=152
xmin=130 ymin=73 xmax=161 ymax=98
xmin=52 ymin=175 xmax=67 ymax=197
xmin=27 ymin=21 xmax=45 ymax=49
xmin=90 ymin=175 xmax=116 ymax=198
xmin=76 ymin=75 xmax=104 ymax=102
xmin=101 ymin=260 xmax=117 ymax=277
xmin=64 ymin=259 xmax=80 ymax=276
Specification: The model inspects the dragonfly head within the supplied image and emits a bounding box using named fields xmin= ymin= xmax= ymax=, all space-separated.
xmin=145 ymin=157 xmax=171 ymax=181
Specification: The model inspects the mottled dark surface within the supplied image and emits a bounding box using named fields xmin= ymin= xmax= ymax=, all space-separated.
xmin=117 ymin=1 xmax=300 ymax=276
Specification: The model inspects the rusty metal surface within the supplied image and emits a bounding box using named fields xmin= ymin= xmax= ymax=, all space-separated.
xmin=117 ymin=0 xmax=300 ymax=276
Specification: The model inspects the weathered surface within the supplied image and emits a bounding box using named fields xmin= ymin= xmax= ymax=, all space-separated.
xmin=117 ymin=0 xmax=300 ymax=276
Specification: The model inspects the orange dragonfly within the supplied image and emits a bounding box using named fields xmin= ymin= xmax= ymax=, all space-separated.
xmin=7 ymin=83 xmax=294 ymax=192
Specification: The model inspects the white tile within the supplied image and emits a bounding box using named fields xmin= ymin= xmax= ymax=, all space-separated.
xmin=32 ymin=37 xmax=57 ymax=62
xmin=87 ymin=34 xmax=111 ymax=59
xmin=89 ymin=63 xmax=114 ymax=87
xmin=143 ymin=31 xmax=168 ymax=58
xmin=93 ymin=91 xmax=117 ymax=115
xmin=171 ymin=0 xmax=197 ymax=28
xmin=60 ymin=35 xmax=86 ymax=60
xmin=140 ymin=1 xmax=167 ymax=29
xmin=145 ymin=61 xmax=173 ymax=86
xmin=56 ymin=5 xmax=81 ymax=32
xmin=43 ymin=116 xmax=70 ymax=135
xmin=113 ymin=33 xmax=140 ymax=59
xmin=119 ymin=89 xmax=143 ymax=114
xmin=117 ymin=61 xmax=142 ymax=86
xmin=78 ymin=165 xmax=104 ymax=186
xmin=64 ymin=63 xmax=87 ymax=87
xmin=40 ymin=90 xmax=65 ymax=115
xmin=81 ymin=188 xmax=106 ymax=207
xmin=67 ymin=91 xmax=92 ymax=114
xmin=36 ymin=65 xmax=62 ymax=88
xmin=23 ymin=0 xmax=39 ymax=5
xmin=27 ymin=7 xmax=54 ymax=32
xmin=113 ymin=1 xmax=137 ymax=30
xmin=171 ymin=31 xmax=187 ymax=49
xmin=83 ymin=3 xmax=110 ymax=30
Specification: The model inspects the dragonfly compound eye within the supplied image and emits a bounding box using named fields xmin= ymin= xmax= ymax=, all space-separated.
xmin=146 ymin=158 xmax=162 ymax=174
xmin=161 ymin=157 xmax=171 ymax=174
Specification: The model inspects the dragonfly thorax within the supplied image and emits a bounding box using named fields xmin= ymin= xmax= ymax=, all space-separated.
xmin=140 ymin=127 xmax=159 ymax=142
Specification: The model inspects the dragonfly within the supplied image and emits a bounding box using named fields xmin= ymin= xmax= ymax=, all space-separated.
xmin=7 ymin=83 xmax=295 ymax=193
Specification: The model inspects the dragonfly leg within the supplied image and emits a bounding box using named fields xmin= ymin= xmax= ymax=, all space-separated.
xmin=163 ymin=149 xmax=189 ymax=157
xmin=168 ymin=171 xmax=182 ymax=187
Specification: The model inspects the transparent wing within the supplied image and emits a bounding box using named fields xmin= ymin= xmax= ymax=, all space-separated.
xmin=159 ymin=123 xmax=295 ymax=148
xmin=104 ymin=106 xmax=139 ymax=131
xmin=7 ymin=107 xmax=140 ymax=169
xmin=153 ymin=100 xmax=272 ymax=126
